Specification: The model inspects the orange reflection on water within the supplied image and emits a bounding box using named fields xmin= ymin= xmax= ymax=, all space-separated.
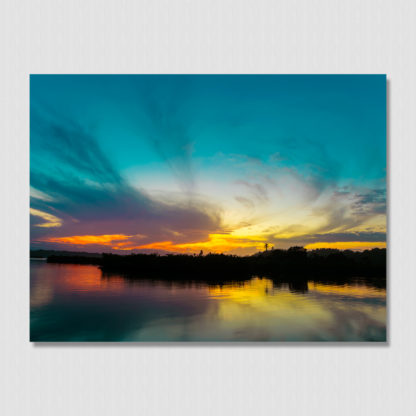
xmin=31 ymin=264 xmax=126 ymax=296
xmin=56 ymin=265 xmax=126 ymax=293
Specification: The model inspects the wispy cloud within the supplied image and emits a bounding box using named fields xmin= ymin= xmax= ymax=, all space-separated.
xmin=30 ymin=107 xmax=222 ymax=250
xmin=139 ymin=79 xmax=196 ymax=194
xmin=235 ymin=180 xmax=269 ymax=203
xmin=30 ymin=208 xmax=62 ymax=228
xmin=30 ymin=77 xmax=386 ymax=255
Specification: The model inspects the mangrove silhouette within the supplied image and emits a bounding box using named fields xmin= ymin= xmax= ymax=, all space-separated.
xmin=45 ymin=247 xmax=386 ymax=286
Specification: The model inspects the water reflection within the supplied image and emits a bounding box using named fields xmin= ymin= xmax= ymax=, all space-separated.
xmin=30 ymin=261 xmax=386 ymax=342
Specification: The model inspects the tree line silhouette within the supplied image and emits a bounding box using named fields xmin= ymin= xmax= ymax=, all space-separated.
xmin=44 ymin=247 xmax=386 ymax=283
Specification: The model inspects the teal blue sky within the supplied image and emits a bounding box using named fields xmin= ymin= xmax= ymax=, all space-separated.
xmin=30 ymin=75 xmax=386 ymax=254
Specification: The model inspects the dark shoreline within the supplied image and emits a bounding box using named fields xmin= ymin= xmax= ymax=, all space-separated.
xmin=41 ymin=247 xmax=386 ymax=287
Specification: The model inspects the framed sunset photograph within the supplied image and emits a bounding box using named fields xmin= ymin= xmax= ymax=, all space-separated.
xmin=30 ymin=74 xmax=386 ymax=342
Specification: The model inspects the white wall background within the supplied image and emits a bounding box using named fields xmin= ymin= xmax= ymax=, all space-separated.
xmin=1 ymin=1 xmax=415 ymax=415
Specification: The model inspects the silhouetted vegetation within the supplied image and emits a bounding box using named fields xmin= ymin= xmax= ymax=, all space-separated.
xmin=45 ymin=247 xmax=386 ymax=286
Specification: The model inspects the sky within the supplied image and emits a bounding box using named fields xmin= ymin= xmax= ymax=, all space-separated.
xmin=30 ymin=75 xmax=386 ymax=255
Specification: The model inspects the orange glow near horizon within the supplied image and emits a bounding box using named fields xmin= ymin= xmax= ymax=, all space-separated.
xmin=39 ymin=233 xmax=262 ymax=253
xmin=119 ymin=233 xmax=267 ymax=253
xmin=304 ymin=241 xmax=386 ymax=250
xmin=39 ymin=233 xmax=386 ymax=253
xmin=41 ymin=234 xmax=131 ymax=246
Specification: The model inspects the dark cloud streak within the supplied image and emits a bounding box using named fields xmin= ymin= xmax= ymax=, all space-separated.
xmin=30 ymin=108 xmax=222 ymax=248
xmin=270 ymin=231 xmax=386 ymax=248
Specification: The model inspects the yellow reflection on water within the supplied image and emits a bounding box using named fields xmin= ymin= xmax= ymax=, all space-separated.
xmin=31 ymin=262 xmax=386 ymax=341
xmin=309 ymin=282 xmax=386 ymax=299
xmin=205 ymin=277 xmax=386 ymax=341
xmin=208 ymin=277 xmax=330 ymax=325
xmin=209 ymin=277 xmax=275 ymax=302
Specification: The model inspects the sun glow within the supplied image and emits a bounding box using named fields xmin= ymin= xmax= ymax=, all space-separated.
xmin=304 ymin=241 xmax=386 ymax=250
xmin=128 ymin=233 xmax=267 ymax=253
xmin=38 ymin=232 xmax=386 ymax=254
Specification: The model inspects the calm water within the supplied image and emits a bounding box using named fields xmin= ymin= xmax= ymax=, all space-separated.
xmin=30 ymin=260 xmax=386 ymax=342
